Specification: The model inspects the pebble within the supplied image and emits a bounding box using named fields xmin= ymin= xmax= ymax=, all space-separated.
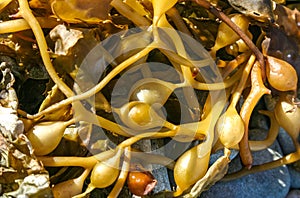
xmin=200 ymin=128 xmax=291 ymax=198
xmin=277 ymin=127 xmax=300 ymax=189
xmin=249 ymin=99 xmax=270 ymax=130
xmin=286 ymin=189 xmax=300 ymax=198
xmin=288 ymin=165 xmax=300 ymax=189
xmin=209 ymin=149 xmax=239 ymax=165
xmin=277 ymin=128 xmax=297 ymax=155
xmin=151 ymin=139 xmax=172 ymax=193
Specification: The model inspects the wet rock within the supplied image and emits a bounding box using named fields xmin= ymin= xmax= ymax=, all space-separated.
xmin=200 ymin=129 xmax=291 ymax=198
xmin=288 ymin=164 xmax=300 ymax=189
xmin=286 ymin=189 xmax=300 ymax=198
xmin=277 ymin=127 xmax=300 ymax=189
xmin=151 ymin=139 xmax=172 ymax=193
xmin=209 ymin=149 xmax=239 ymax=165
xmin=249 ymin=100 xmax=269 ymax=130
xmin=277 ymin=128 xmax=297 ymax=155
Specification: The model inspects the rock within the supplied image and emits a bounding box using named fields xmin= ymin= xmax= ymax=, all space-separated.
xmin=151 ymin=139 xmax=172 ymax=193
xmin=249 ymin=100 xmax=269 ymax=130
xmin=201 ymin=164 xmax=290 ymax=198
xmin=276 ymin=127 xmax=300 ymax=189
xmin=151 ymin=166 xmax=171 ymax=193
xmin=277 ymin=128 xmax=298 ymax=155
xmin=288 ymin=164 xmax=300 ymax=189
xmin=286 ymin=189 xmax=300 ymax=198
xmin=209 ymin=149 xmax=239 ymax=165
xmin=200 ymin=129 xmax=291 ymax=198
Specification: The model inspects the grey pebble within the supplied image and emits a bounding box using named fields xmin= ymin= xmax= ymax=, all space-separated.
xmin=286 ymin=190 xmax=300 ymax=198
xmin=209 ymin=149 xmax=239 ymax=165
xmin=277 ymin=128 xmax=297 ymax=155
xmin=151 ymin=139 xmax=172 ymax=193
xmin=277 ymin=127 xmax=300 ymax=189
xmin=288 ymin=165 xmax=300 ymax=189
xmin=200 ymin=129 xmax=291 ymax=198
xmin=249 ymin=99 xmax=270 ymax=130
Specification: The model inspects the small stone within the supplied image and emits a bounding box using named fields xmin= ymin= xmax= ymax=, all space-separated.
xmin=200 ymin=129 xmax=291 ymax=198
xmin=286 ymin=189 xmax=300 ymax=198
xmin=276 ymin=118 xmax=300 ymax=189
xmin=249 ymin=111 xmax=269 ymax=130
xmin=277 ymin=128 xmax=298 ymax=155
xmin=288 ymin=164 xmax=300 ymax=189
xmin=249 ymin=100 xmax=269 ymax=130
xmin=209 ymin=149 xmax=239 ymax=165
xmin=151 ymin=166 xmax=171 ymax=193
xmin=151 ymin=139 xmax=172 ymax=193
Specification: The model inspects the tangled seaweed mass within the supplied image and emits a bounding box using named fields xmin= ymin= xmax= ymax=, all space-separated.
xmin=0 ymin=0 xmax=300 ymax=197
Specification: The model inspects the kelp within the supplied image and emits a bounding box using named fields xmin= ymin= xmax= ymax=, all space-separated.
xmin=0 ymin=0 xmax=299 ymax=197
